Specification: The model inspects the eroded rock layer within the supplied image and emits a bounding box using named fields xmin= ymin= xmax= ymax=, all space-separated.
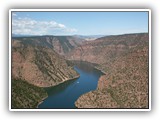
xmin=69 ymin=33 xmax=149 ymax=108
xmin=11 ymin=36 xmax=80 ymax=108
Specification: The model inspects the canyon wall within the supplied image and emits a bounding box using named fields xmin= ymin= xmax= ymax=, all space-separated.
xmin=66 ymin=33 xmax=149 ymax=108
xmin=11 ymin=36 xmax=81 ymax=108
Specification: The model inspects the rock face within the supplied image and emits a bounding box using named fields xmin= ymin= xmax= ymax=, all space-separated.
xmin=66 ymin=33 xmax=148 ymax=65
xmin=67 ymin=33 xmax=149 ymax=108
xmin=11 ymin=33 xmax=149 ymax=109
xmin=12 ymin=38 xmax=79 ymax=87
xmin=11 ymin=36 xmax=80 ymax=108
xmin=12 ymin=35 xmax=84 ymax=56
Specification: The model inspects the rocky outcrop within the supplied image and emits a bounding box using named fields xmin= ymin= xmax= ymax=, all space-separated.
xmin=75 ymin=75 xmax=119 ymax=108
xmin=71 ymin=33 xmax=149 ymax=108
xmin=11 ymin=36 xmax=81 ymax=108
xmin=11 ymin=33 xmax=149 ymax=109
xmin=12 ymin=35 xmax=84 ymax=56
xmin=12 ymin=40 xmax=79 ymax=87
xmin=66 ymin=33 xmax=148 ymax=65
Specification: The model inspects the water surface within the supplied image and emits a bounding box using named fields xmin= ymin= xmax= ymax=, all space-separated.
xmin=38 ymin=62 xmax=104 ymax=109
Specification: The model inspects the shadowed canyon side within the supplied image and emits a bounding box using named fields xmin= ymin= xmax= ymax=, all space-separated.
xmin=11 ymin=33 xmax=149 ymax=109
xmin=65 ymin=33 xmax=149 ymax=108
xmin=11 ymin=78 xmax=48 ymax=108
xmin=12 ymin=36 xmax=84 ymax=56
xmin=11 ymin=36 xmax=80 ymax=108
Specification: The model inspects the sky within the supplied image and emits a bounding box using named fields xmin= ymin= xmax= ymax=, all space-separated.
xmin=12 ymin=11 xmax=148 ymax=36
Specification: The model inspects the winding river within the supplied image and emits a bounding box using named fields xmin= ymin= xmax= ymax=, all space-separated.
xmin=38 ymin=62 xmax=104 ymax=109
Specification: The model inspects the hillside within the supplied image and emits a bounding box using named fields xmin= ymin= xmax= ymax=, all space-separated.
xmin=66 ymin=33 xmax=148 ymax=65
xmin=65 ymin=33 xmax=149 ymax=108
xmin=11 ymin=37 xmax=80 ymax=108
xmin=12 ymin=39 xmax=79 ymax=87
xmin=11 ymin=33 xmax=149 ymax=109
xmin=12 ymin=35 xmax=84 ymax=55
xmin=11 ymin=78 xmax=47 ymax=109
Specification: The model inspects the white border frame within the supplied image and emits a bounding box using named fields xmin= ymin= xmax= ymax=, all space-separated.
xmin=9 ymin=9 xmax=151 ymax=111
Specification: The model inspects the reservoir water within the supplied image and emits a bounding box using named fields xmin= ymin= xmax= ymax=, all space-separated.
xmin=38 ymin=62 xmax=104 ymax=109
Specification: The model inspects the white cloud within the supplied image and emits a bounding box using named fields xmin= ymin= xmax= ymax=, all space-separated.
xmin=12 ymin=17 xmax=77 ymax=35
xmin=12 ymin=13 xmax=17 ymax=16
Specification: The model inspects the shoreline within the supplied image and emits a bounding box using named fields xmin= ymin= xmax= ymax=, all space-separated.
xmin=94 ymin=66 xmax=106 ymax=75
xmin=36 ymin=63 xmax=104 ymax=109
xmin=42 ymin=74 xmax=80 ymax=88
xmin=36 ymin=74 xmax=80 ymax=108
xmin=74 ymin=65 xmax=107 ymax=108
xmin=74 ymin=74 xmax=107 ymax=108
xmin=72 ymin=60 xmax=106 ymax=75
xmin=36 ymin=96 xmax=48 ymax=108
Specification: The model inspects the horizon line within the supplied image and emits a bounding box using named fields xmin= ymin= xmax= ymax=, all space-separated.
xmin=12 ymin=32 xmax=148 ymax=37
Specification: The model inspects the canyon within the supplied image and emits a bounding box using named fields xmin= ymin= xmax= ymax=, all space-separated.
xmin=11 ymin=33 xmax=149 ymax=108
xmin=11 ymin=36 xmax=81 ymax=108
xmin=70 ymin=33 xmax=149 ymax=108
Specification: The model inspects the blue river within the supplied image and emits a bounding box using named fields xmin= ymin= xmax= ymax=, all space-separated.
xmin=38 ymin=62 xmax=104 ymax=109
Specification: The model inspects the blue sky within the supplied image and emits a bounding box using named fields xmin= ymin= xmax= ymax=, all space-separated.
xmin=12 ymin=11 xmax=148 ymax=35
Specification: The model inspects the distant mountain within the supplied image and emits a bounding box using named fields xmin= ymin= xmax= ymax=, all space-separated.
xmin=12 ymin=34 xmax=37 ymax=37
xmin=73 ymin=35 xmax=106 ymax=41
xmin=74 ymin=35 xmax=105 ymax=38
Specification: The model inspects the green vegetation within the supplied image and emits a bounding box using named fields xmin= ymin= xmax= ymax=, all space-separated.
xmin=11 ymin=36 xmax=81 ymax=109
xmin=74 ymin=33 xmax=149 ymax=108
xmin=11 ymin=78 xmax=47 ymax=109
